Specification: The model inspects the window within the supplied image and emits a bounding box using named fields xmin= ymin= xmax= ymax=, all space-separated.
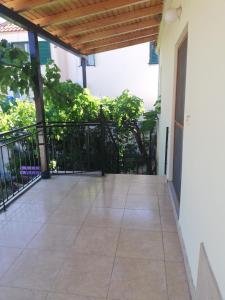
xmin=87 ymin=54 xmax=95 ymax=66
xmin=149 ymin=42 xmax=159 ymax=65
xmin=80 ymin=54 xmax=96 ymax=66
xmin=12 ymin=41 xmax=51 ymax=65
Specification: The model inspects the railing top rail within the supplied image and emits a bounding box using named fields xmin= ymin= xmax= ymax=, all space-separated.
xmin=0 ymin=122 xmax=41 ymax=138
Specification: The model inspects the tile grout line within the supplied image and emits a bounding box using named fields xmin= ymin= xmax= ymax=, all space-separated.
xmin=158 ymin=193 xmax=170 ymax=300
xmin=105 ymin=179 xmax=130 ymax=300
xmin=0 ymin=178 xmax=82 ymax=285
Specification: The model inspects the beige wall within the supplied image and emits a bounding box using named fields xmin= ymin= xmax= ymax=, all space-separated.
xmin=158 ymin=0 xmax=225 ymax=298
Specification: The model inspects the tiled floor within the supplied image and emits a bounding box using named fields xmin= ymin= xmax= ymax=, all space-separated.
xmin=0 ymin=174 xmax=191 ymax=300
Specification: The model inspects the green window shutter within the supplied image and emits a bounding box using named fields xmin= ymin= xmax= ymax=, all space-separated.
xmin=149 ymin=42 xmax=159 ymax=65
xmin=38 ymin=41 xmax=51 ymax=65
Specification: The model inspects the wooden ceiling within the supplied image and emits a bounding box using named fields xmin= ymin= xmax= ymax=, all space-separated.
xmin=1 ymin=0 xmax=163 ymax=55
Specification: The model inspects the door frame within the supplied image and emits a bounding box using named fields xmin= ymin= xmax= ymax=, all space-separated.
xmin=168 ymin=26 xmax=188 ymax=215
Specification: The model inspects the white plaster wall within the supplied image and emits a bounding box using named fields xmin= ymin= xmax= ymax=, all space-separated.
xmin=80 ymin=43 xmax=159 ymax=111
xmin=158 ymin=0 xmax=225 ymax=297
xmin=53 ymin=42 xmax=159 ymax=110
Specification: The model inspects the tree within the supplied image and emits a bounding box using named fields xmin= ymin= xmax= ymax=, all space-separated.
xmin=0 ymin=38 xmax=160 ymax=174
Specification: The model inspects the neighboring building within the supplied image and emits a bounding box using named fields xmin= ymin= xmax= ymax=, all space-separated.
xmin=157 ymin=0 xmax=225 ymax=298
xmin=0 ymin=21 xmax=159 ymax=110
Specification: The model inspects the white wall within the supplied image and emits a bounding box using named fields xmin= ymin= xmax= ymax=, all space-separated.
xmin=81 ymin=43 xmax=159 ymax=111
xmin=53 ymin=42 xmax=159 ymax=111
xmin=158 ymin=0 xmax=225 ymax=297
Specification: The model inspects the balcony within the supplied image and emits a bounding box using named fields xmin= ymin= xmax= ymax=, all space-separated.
xmin=0 ymin=174 xmax=190 ymax=299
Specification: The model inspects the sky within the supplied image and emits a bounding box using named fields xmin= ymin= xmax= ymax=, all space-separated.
xmin=0 ymin=17 xmax=6 ymax=23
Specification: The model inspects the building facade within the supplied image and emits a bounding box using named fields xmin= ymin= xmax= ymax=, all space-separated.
xmin=0 ymin=21 xmax=159 ymax=110
xmin=158 ymin=0 xmax=225 ymax=298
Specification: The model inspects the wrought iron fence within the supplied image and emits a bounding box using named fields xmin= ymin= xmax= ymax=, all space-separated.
xmin=46 ymin=121 xmax=104 ymax=175
xmin=0 ymin=124 xmax=41 ymax=210
xmin=0 ymin=118 xmax=157 ymax=210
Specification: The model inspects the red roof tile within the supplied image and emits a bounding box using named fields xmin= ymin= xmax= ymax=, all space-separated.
xmin=0 ymin=21 xmax=24 ymax=32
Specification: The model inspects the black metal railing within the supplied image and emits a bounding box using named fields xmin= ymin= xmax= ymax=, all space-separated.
xmin=46 ymin=121 xmax=104 ymax=175
xmin=0 ymin=117 xmax=157 ymax=209
xmin=0 ymin=124 xmax=41 ymax=210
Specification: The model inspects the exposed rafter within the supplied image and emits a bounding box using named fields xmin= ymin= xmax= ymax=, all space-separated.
xmin=5 ymin=0 xmax=59 ymax=12
xmin=66 ymin=17 xmax=159 ymax=45
xmin=52 ymin=4 xmax=162 ymax=38
xmin=0 ymin=4 xmax=83 ymax=57
xmin=0 ymin=0 xmax=163 ymax=56
xmin=84 ymin=35 xmax=157 ymax=55
xmin=78 ymin=28 xmax=158 ymax=51
xmin=33 ymin=0 xmax=150 ymax=27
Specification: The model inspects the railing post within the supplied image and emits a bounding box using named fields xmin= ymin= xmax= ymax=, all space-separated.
xmin=100 ymin=105 xmax=105 ymax=176
xmin=28 ymin=31 xmax=50 ymax=179
xmin=81 ymin=57 xmax=87 ymax=88
xmin=164 ymin=127 xmax=169 ymax=175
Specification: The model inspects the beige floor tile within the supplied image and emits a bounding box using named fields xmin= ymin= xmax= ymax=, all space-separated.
xmin=54 ymin=253 xmax=114 ymax=298
xmin=122 ymin=209 xmax=161 ymax=231
xmin=165 ymin=261 xmax=191 ymax=300
xmin=64 ymin=193 xmax=96 ymax=209
xmin=85 ymin=208 xmax=124 ymax=228
xmin=47 ymin=292 xmax=105 ymax=300
xmin=27 ymin=224 xmax=79 ymax=250
xmin=47 ymin=206 xmax=89 ymax=226
xmin=160 ymin=211 xmax=177 ymax=232
xmin=108 ymin=257 xmax=167 ymax=300
xmin=100 ymin=188 xmax=128 ymax=197
xmin=0 ymin=247 xmax=23 ymax=278
xmin=74 ymin=226 xmax=120 ymax=257
xmin=8 ymin=203 xmax=56 ymax=223
xmin=94 ymin=193 xmax=126 ymax=209
xmin=158 ymin=195 xmax=173 ymax=211
xmin=0 ymin=249 xmax=64 ymax=291
xmin=0 ymin=221 xmax=43 ymax=248
xmin=163 ymin=232 xmax=183 ymax=262
xmin=0 ymin=175 xmax=190 ymax=300
xmin=129 ymin=175 xmax=165 ymax=184
xmin=116 ymin=229 xmax=164 ymax=260
xmin=128 ymin=184 xmax=157 ymax=196
xmin=0 ymin=287 xmax=47 ymax=300
xmin=125 ymin=194 xmax=159 ymax=210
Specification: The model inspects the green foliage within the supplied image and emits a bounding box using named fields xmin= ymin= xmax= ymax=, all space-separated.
xmin=141 ymin=97 xmax=161 ymax=133
xmin=43 ymin=61 xmax=100 ymax=122
xmin=0 ymin=99 xmax=35 ymax=131
xmin=101 ymin=90 xmax=144 ymax=126
xmin=0 ymin=39 xmax=32 ymax=99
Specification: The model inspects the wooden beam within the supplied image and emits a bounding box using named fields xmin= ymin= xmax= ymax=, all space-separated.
xmin=28 ymin=31 xmax=50 ymax=179
xmin=81 ymin=57 xmax=87 ymax=88
xmin=66 ymin=17 xmax=159 ymax=45
xmin=33 ymin=0 xmax=150 ymax=27
xmin=0 ymin=4 xmax=83 ymax=57
xmin=79 ymin=28 xmax=158 ymax=52
xmin=52 ymin=4 xmax=163 ymax=38
xmin=5 ymin=0 xmax=58 ymax=12
xmin=83 ymin=35 xmax=157 ymax=55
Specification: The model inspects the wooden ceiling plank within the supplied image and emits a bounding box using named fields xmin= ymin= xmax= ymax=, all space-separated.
xmin=5 ymin=0 xmax=58 ymax=12
xmin=83 ymin=35 xmax=157 ymax=55
xmin=52 ymin=4 xmax=163 ymax=38
xmin=66 ymin=17 xmax=159 ymax=45
xmin=33 ymin=0 xmax=150 ymax=27
xmin=77 ymin=28 xmax=158 ymax=51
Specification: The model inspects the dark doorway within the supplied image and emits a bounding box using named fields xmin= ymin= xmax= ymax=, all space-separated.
xmin=173 ymin=35 xmax=188 ymax=204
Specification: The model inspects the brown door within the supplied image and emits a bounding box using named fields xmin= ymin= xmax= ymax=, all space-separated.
xmin=173 ymin=35 xmax=188 ymax=204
